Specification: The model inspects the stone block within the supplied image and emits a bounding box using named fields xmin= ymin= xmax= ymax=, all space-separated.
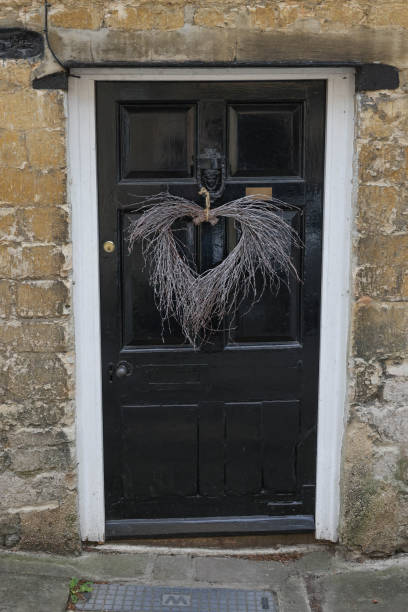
xmin=355 ymin=264 xmax=406 ymax=299
xmin=18 ymin=206 xmax=69 ymax=243
xmin=0 ymin=281 xmax=13 ymax=318
xmin=359 ymin=95 xmax=408 ymax=140
xmin=0 ymin=244 xmax=66 ymax=279
xmin=0 ymin=471 xmax=39 ymax=509
xmin=25 ymin=130 xmax=66 ymax=170
xmin=340 ymin=421 xmax=401 ymax=555
xmin=386 ymin=359 xmax=408 ymax=376
xmin=0 ymin=90 xmax=64 ymax=131
xmin=355 ymin=403 xmax=408 ymax=446
xmin=0 ymin=208 xmax=18 ymax=241
xmin=0 ymin=514 xmax=20 ymax=537
xmin=249 ymin=6 xmax=276 ymax=30
xmin=106 ymin=6 xmax=184 ymax=31
xmin=0 ymin=130 xmax=27 ymax=167
xmin=353 ymin=300 xmax=408 ymax=359
xmin=356 ymin=185 xmax=401 ymax=235
xmin=383 ymin=377 xmax=408 ymax=404
xmin=0 ymin=321 xmax=67 ymax=352
xmin=358 ymin=232 xmax=408 ymax=268
xmin=315 ymin=1 xmax=366 ymax=28
xmin=0 ymin=244 xmax=20 ymax=278
xmin=0 ymin=401 xmax=67 ymax=428
xmin=0 ymin=168 xmax=65 ymax=205
xmin=194 ymin=8 xmax=234 ymax=28
xmin=359 ymin=143 xmax=407 ymax=184
xmin=19 ymin=493 xmax=80 ymax=553
xmin=7 ymin=353 xmax=69 ymax=401
xmin=20 ymin=245 xmax=66 ymax=279
xmin=8 ymin=428 xmax=71 ymax=473
xmin=20 ymin=402 xmax=67 ymax=427
xmin=50 ymin=4 xmax=104 ymax=30
xmin=16 ymin=281 xmax=69 ymax=317
xmin=368 ymin=2 xmax=408 ymax=29
xmin=353 ymin=359 xmax=382 ymax=403
xmin=0 ymin=62 xmax=32 ymax=90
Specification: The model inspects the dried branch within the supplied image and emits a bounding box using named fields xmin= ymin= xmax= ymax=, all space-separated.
xmin=127 ymin=192 xmax=301 ymax=347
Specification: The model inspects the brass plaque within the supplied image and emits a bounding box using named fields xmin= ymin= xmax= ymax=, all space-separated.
xmin=245 ymin=186 xmax=273 ymax=199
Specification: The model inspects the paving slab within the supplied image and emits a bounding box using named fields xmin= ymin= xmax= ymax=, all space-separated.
xmin=308 ymin=565 xmax=408 ymax=612
xmin=0 ymin=548 xmax=407 ymax=612
xmin=152 ymin=553 xmax=193 ymax=582
xmin=0 ymin=571 xmax=68 ymax=612
xmin=193 ymin=555 xmax=288 ymax=586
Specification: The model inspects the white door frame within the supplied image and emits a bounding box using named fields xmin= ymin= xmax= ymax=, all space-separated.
xmin=68 ymin=67 xmax=355 ymax=543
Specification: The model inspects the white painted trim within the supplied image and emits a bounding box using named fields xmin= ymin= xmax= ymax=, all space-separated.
xmin=68 ymin=77 xmax=105 ymax=542
xmin=315 ymin=73 xmax=355 ymax=541
xmin=68 ymin=67 xmax=355 ymax=543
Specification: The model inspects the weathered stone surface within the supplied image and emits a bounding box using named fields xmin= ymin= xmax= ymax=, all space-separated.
xmin=352 ymin=359 xmax=382 ymax=403
xmin=0 ymin=244 xmax=66 ymax=279
xmin=0 ymin=281 xmax=13 ymax=318
xmin=368 ymin=2 xmax=408 ymax=29
xmin=105 ymin=5 xmax=184 ymax=31
xmin=18 ymin=493 xmax=80 ymax=553
xmin=0 ymin=321 xmax=67 ymax=352
xmin=50 ymin=3 xmax=104 ymax=30
xmin=8 ymin=428 xmax=71 ymax=474
xmin=358 ymin=94 xmax=408 ymax=140
xmin=0 ymin=90 xmax=64 ymax=131
xmin=0 ymin=168 xmax=65 ymax=205
xmin=7 ymin=354 xmax=69 ymax=401
xmin=353 ymin=300 xmax=408 ymax=359
xmin=356 ymin=186 xmax=405 ymax=236
xmin=25 ymin=130 xmax=66 ymax=169
xmin=340 ymin=421 xmax=400 ymax=555
xmin=249 ymin=6 xmax=276 ymax=30
xmin=194 ymin=7 xmax=236 ymax=28
xmin=0 ymin=61 xmax=32 ymax=90
xmin=0 ymin=208 xmax=18 ymax=241
xmin=18 ymin=206 xmax=69 ymax=243
xmin=15 ymin=281 xmax=69 ymax=318
xmin=358 ymin=142 xmax=408 ymax=184
xmin=0 ymin=130 xmax=27 ymax=168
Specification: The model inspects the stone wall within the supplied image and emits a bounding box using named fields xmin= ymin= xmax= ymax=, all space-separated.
xmin=0 ymin=60 xmax=78 ymax=552
xmin=0 ymin=0 xmax=407 ymax=555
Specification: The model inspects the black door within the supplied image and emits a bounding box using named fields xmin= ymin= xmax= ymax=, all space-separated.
xmin=96 ymin=81 xmax=325 ymax=538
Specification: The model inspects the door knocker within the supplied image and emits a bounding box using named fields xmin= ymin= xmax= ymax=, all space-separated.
xmin=197 ymin=147 xmax=226 ymax=202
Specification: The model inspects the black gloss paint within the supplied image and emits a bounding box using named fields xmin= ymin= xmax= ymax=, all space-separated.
xmin=96 ymin=81 xmax=325 ymax=536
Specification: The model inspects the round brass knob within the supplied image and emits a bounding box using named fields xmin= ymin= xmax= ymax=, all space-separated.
xmin=103 ymin=240 xmax=115 ymax=253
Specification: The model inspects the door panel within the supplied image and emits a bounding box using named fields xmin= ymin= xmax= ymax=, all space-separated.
xmin=97 ymin=80 xmax=325 ymax=535
xmin=228 ymin=103 xmax=303 ymax=177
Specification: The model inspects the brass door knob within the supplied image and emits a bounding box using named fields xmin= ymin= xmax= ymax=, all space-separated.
xmin=103 ymin=240 xmax=115 ymax=253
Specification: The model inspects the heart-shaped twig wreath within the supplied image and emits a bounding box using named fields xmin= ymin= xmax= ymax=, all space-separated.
xmin=127 ymin=192 xmax=301 ymax=347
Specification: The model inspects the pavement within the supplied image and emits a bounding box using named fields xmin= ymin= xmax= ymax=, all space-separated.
xmin=0 ymin=545 xmax=407 ymax=612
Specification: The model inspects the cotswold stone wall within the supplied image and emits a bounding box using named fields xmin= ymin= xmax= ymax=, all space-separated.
xmin=0 ymin=61 xmax=78 ymax=552
xmin=0 ymin=0 xmax=407 ymax=555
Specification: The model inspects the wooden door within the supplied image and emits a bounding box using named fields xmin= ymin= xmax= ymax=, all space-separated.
xmin=96 ymin=81 xmax=326 ymax=538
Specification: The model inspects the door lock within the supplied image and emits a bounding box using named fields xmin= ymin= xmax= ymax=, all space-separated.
xmin=115 ymin=361 xmax=132 ymax=378
xmin=108 ymin=361 xmax=132 ymax=382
